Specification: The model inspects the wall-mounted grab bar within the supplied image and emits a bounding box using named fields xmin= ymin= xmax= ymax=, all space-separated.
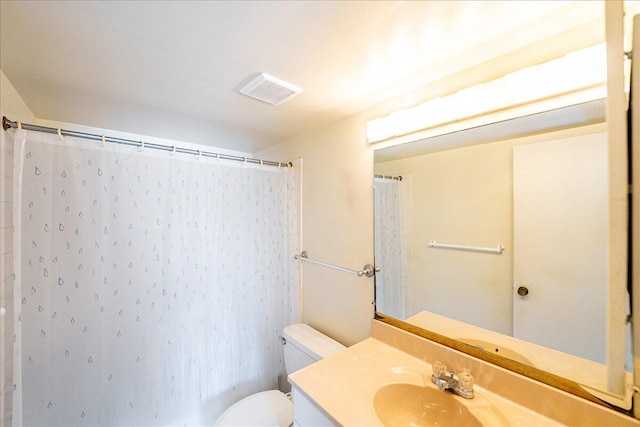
xmin=293 ymin=251 xmax=379 ymax=277
xmin=428 ymin=240 xmax=505 ymax=255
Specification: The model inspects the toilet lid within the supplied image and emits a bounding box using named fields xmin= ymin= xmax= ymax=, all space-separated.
xmin=214 ymin=390 xmax=293 ymax=427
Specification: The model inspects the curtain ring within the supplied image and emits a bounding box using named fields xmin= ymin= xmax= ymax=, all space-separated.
xmin=260 ymin=159 xmax=263 ymax=167
xmin=243 ymin=156 xmax=247 ymax=165
xmin=216 ymin=153 xmax=220 ymax=162
xmin=101 ymin=135 xmax=106 ymax=147
xmin=172 ymin=145 xmax=176 ymax=155
xmin=17 ymin=121 xmax=22 ymax=130
xmin=138 ymin=141 xmax=144 ymax=152
xmin=57 ymin=128 xmax=64 ymax=141
xmin=197 ymin=150 xmax=202 ymax=160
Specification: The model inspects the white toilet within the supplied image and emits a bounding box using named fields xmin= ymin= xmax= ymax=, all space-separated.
xmin=214 ymin=323 xmax=346 ymax=426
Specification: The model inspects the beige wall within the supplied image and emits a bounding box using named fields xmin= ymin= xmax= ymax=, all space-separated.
xmin=257 ymin=113 xmax=376 ymax=346
xmin=374 ymin=123 xmax=607 ymax=335
xmin=1 ymin=69 xmax=36 ymax=427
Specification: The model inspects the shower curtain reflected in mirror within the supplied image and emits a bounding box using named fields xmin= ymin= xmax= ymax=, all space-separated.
xmin=11 ymin=129 xmax=299 ymax=426
xmin=374 ymin=175 xmax=411 ymax=319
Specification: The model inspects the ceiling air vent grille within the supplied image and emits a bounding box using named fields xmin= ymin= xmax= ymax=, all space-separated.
xmin=240 ymin=73 xmax=303 ymax=105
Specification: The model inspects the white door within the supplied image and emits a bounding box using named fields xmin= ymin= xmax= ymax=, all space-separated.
xmin=513 ymin=132 xmax=607 ymax=363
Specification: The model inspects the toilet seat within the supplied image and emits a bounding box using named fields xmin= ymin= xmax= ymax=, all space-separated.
xmin=214 ymin=390 xmax=293 ymax=427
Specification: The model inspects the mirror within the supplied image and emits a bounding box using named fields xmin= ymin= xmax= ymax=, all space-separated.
xmin=373 ymin=105 xmax=629 ymax=404
xmin=372 ymin=2 xmax=635 ymax=407
xmin=374 ymin=102 xmax=611 ymax=358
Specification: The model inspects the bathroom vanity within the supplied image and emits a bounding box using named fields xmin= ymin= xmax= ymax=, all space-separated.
xmin=288 ymin=319 xmax=639 ymax=426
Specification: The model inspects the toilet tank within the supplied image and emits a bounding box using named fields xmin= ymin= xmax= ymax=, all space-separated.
xmin=282 ymin=323 xmax=345 ymax=374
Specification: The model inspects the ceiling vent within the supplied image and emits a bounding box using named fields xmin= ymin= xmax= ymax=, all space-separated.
xmin=240 ymin=73 xmax=303 ymax=105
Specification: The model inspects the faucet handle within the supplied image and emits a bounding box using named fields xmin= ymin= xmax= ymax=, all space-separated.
xmin=458 ymin=371 xmax=474 ymax=393
xmin=432 ymin=360 xmax=447 ymax=378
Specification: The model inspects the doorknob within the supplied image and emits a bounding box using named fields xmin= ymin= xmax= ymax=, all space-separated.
xmin=517 ymin=286 xmax=529 ymax=296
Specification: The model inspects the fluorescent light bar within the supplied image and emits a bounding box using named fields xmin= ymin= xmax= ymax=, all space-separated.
xmin=366 ymin=44 xmax=607 ymax=143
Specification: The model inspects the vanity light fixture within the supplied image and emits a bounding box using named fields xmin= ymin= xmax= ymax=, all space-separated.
xmin=366 ymin=43 xmax=607 ymax=143
xmin=240 ymin=73 xmax=303 ymax=105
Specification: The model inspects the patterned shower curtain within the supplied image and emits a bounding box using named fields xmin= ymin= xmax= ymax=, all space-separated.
xmin=374 ymin=177 xmax=405 ymax=319
xmin=11 ymin=129 xmax=299 ymax=426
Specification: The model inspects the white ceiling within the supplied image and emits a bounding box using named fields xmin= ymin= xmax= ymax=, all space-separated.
xmin=0 ymin=1 xmax=604 ymax=153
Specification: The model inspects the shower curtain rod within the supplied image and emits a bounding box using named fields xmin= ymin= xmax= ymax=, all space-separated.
xmin=2 ymin=116 xmax=291 ymax=168
xmin=374 ymin=174 xmax=402 ymax=181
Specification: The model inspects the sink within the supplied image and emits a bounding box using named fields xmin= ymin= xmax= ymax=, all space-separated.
xmin=373 ymin=383 xmax=483 ymax=427
xmin=458 ymin=338 xmax=534 ymax=366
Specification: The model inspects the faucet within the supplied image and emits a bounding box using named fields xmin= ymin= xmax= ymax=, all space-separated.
xmin=431 ymin=361 xmax=475 ymax=399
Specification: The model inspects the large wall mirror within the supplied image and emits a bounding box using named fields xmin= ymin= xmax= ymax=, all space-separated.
xmin=373 ymin=1 xmax=636 ymax=409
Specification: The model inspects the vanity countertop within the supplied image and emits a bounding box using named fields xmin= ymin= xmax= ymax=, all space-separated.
xmin=288 ymin=320 xmax=640 ymax=426
xmin=289 ymin=337 xmax=563 ymax=426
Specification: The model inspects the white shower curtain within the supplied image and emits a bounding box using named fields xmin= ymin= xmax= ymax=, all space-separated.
xmin=11 ymin=129 xmax=299 ymax=426
xmin=374 ymin=177 xmax=405 ymax=319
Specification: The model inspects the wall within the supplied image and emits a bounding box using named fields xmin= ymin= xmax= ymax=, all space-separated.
xmin=374 ymin=123 xmax=607 ymax=336
xmin=257 ymin=115 xmax=376 ymax=346
xmin=1 ymin=69 xmax=36 ymax=427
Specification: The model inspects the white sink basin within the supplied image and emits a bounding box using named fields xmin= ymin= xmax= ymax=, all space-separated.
xmin=374 ymin=383 xmax=483 ymax=427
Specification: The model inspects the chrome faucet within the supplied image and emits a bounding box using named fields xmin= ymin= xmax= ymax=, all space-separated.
xmin=431 ymin=361 xmax=474 ymax=399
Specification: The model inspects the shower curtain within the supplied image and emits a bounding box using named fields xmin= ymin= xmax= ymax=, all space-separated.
xmin=11 ymin=129 xmax=299 ymax=426
xmin=374 ymin=177 xmax=406 ymax=319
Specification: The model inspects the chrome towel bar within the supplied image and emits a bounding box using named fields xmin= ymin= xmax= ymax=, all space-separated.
xmin=293 ymin=251 xmax=379 ymax=277
xmin=428 ymin=240 xmax=505 ymax=255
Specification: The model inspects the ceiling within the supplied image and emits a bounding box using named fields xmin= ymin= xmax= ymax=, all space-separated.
xmin=0 ymin=1 xmax=604 ymax=153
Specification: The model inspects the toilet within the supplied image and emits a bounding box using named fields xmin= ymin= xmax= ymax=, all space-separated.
xmin=214 ymin=323 xmax=346 ymax=426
